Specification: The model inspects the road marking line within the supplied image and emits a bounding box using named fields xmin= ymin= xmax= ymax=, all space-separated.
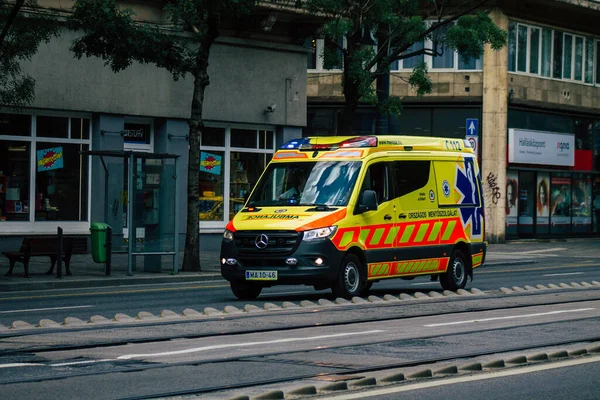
xmin=0 ymin=305 xmax=94 ymax=314
xmin=543 ymin=272 xmax=584 ymax=277
xmin=117 ymin=330 xmax=385 ymax=360
xmin=514 ymin=248 xmax=567 ymax=254
xmin=319 ymin=354 xmax=600 ymax=399
xmin=423 ymin=308 xmax=595 ymax=327
xmin=0 ymin=363 xmax=44 ymax=368
xmin=477 ymin=263 xmax=600 ymax=274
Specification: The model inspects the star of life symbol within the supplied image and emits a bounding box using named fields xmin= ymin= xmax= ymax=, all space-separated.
xmin=455 ymin=158 xmax=483 ymax=238
xmin=442 ymin=180 xmax=451 ymax=198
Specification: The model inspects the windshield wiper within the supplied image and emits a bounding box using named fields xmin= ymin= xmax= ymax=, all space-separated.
xmin=302 ymin=203 xmax=338 ymax=211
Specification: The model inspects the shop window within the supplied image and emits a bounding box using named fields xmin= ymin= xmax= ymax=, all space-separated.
xmin=72 ymin=118 xmax=90 ymax=140
xmin=231 ymin=129 xmax=257 ymax=148
xmin=258 ymin=130 xmax=274 ymax=150
xmin=199 ymin=150 xmax=225 ymax=221
xmin=390 ymin=107 xmax=432 ymax=136
xmin=229 ymin=152 xmax=271 ymax=220
xmin=0 ymin=113 xmax=30 ymax=136
xmin=572 ymin=174 xmax=592 ymax=233
xmin=35 ymin=143 xmax=89 ymax=221
xmin=37 ymin=116 xmax=68 ymax=138
xmin=0 ymin=141 xmax=31 ymax=221
xmin=201 ymin=127 xmax=225 ymax=147
xmin=550 ymin=173 xmax=571 ymax=235
xmin=305 ymin=109 xmax=336 ymax=136
xmin=595 ymin=121 xmax=600 ymax=172
xmin=536 ymin=172 xmax=550 ymax=235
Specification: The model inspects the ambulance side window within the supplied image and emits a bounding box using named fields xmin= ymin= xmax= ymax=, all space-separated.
xmin=361 ymin=162 xmax=390 ymax=204
xmin=393 ymin=161 xmax=431 ymax=198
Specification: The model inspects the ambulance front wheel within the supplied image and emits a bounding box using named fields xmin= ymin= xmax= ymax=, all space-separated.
xmin=230 ymin=281 xmax=262 ymax=300
xmin=440 ymin=250 xmax=467 ymax=291
xmin=331 ymin=253 xmax=366 ymax=299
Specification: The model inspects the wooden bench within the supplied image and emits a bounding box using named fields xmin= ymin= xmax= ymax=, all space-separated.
xmin=2 ymin=236 xmax=78 ymax=278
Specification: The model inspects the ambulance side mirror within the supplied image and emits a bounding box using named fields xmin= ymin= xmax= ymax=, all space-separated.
xmin=357 ymin=190 xmax=378 ymax=213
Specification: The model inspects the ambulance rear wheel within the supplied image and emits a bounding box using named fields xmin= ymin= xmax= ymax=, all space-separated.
xmin=331 ymin=254 xmax=365 ymax=299
xmin=230 ymin=282 xmax=262 ymax=300
xmin=440 ymin=250 xmax=467 ymax=291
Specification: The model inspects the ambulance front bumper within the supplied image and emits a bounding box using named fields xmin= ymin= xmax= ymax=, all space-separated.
xmin=220 ymin=237 xmax=343 ymax=285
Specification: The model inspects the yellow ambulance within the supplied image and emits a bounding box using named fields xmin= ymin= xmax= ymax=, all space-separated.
xmin=220 ymin=135 xmax=486 ymax=300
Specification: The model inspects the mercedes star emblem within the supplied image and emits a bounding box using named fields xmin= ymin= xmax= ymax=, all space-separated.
xmin=255 ymin=234 xmax=269 ymax=249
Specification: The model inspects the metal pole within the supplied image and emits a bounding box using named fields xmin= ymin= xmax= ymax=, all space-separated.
xmin=127 ymin=153 xmax=134 ymax=276
xmin=56 ymin=226 xmax=63 ymax=278
xmin=173 ymin=157 xmax=180 ymax=274
xmin=105 ymin=225 xmax=112 ymax=276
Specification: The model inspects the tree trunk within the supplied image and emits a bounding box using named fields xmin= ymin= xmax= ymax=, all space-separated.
xmin=182 ymin=46 xmax=212 ymax=272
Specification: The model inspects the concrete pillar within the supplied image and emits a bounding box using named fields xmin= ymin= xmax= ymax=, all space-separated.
xmin=482 ymin=8 xmax=509 ymax=243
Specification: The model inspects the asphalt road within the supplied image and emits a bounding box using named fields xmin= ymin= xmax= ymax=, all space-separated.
xmin=1 ymin=294 xmax=599 ymax=400
xmin=0 ymin=258 xmax=599 ymax=327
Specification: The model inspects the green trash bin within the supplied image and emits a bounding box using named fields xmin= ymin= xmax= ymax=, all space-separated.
xmin=90 ymin=222 xmax=111 ymax=263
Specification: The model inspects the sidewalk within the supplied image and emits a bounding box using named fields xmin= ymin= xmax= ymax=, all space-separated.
xmin=0 ymin=238 xmax=597 ymax=292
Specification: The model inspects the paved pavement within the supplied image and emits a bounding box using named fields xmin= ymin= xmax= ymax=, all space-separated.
xmin=0 ymin=238 xmax=597 ymax=292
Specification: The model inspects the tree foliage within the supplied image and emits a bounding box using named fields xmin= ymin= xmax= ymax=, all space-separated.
xmin=0 ymin=0 xmax=59 ymax=106
xmin=299 ymin=0 xmax=507 ymax=133
xmin=68 ymin=0 xmax=260 ymax=271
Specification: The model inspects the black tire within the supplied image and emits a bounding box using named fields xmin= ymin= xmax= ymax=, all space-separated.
xmin=230 ymin=281 xmax=262 ymax=300
xmin=440 ymin=250 xmax=468 ymax=291
xmin=331 ymin=253 xmax=366 ymax=299
xmin=364 ymin=281 xmax=374 ymax=291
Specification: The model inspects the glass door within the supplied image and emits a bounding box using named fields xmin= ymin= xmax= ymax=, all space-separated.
xmin=517 ymin=171 xmax=535 ymax=237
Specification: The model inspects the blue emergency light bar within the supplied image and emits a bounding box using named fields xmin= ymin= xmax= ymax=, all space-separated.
xmin=280 ymin=136 xmax=378 ymax=151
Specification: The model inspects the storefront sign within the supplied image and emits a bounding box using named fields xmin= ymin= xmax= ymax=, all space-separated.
xmin=124 ymin=123 xmax=150 ymax=144
xmin=200 ymin=152 xmax=222 ymax=175
xmin=508 ymin=129 xmax=574 ymax=167
xmin=37 ymin=147 xmax=64 ymax=172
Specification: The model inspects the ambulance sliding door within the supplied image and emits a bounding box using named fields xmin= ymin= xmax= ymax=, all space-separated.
xmin=356 ymin=161 xmax=397 ymax=268
xmin=392 ymin=160 xmax=442 ymax=275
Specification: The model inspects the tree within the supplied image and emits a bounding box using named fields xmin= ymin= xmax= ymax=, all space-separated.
xmin=0 ymin=0 xmax=59 ymax=106
xmin=68 ymin=0 xmax=260 ymax=271
xmin=300 ymin=0 xmax=507 ymax=134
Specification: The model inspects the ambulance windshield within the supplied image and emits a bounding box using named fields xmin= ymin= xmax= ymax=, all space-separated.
xmin=248 ymin=161 xmax=362 ymax=207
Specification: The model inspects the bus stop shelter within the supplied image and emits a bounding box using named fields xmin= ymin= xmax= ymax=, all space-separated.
xmin=82 ymin=150 xmax=180 ymax=275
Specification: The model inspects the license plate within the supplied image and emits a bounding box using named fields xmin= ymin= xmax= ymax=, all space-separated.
xmin=245 ymin=270 xmax=278 ymax=281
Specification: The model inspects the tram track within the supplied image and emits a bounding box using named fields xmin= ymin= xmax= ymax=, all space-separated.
xmin=1 ymin=289 xmax=599 ymax=356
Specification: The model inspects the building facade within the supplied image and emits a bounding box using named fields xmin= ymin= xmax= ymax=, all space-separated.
xmin=304 ymin=0 xmax=600 ymax=241
xmin=0 ymin=1 xmax=315 ymax=257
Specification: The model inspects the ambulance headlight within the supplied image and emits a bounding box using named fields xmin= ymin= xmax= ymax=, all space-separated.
xmin=223 ymin=229 xmax=234 ymax=241
xmin=303 ymin=226 xmax=337 ymax=241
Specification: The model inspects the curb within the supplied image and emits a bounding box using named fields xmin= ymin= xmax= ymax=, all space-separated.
xmin=0 ymin=272 xmax=225 ymax=292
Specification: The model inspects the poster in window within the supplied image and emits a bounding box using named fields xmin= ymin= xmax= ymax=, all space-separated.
xmin=536 ymin=173 xmax=550 ymax=224
xmin=550 ymin=175 xmax=571 ymax=226
xmin=200 ymin=152 xmax=222 ymax=175
xmin=505 ymin=171 xmax=518 ymax=226
xmin=37 ymin=147 xmax=64 ymax=172
xmin=572 ymin=176 xmax=592 ymax=226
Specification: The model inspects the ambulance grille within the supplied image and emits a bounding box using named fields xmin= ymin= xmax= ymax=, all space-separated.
xmin=233 ymin=230 xmax=300 ymax=255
